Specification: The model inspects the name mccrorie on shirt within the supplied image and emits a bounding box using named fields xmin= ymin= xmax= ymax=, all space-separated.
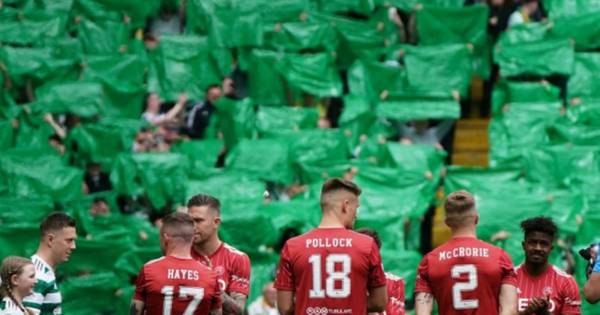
xmin=438 ymin=247 xmax=490 ymax=261
xmin=167 ymin=269 xmax=200 ymax=280
xmin=305 ymin=238 xmax=353 ymax=248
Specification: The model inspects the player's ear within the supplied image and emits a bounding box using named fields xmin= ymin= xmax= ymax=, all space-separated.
xmin=46 ymin=233 xmax=55 ymax=247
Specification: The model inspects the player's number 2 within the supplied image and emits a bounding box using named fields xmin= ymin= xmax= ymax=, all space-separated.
xmin=451 ymin=264 xmax=479 ymax=310
xmin=161 ymin=286 xmax=205 ymax=315
xmin=308 ymin=254 xmax=351 ymax=298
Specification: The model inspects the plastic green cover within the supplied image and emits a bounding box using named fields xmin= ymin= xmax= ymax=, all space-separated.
xmin=298 ymin=160 xmax=352 ymax=184
xmin=492 ymin=80 xmax=561 ymax=115
xmin=225 ymin=138 xmax=295 ymax=184
xmin=0 ymin=223 xmax=39 ymax=259
xmin=171 ymin=139 xmax=223 ymax=178
xmin=60 ymin=239 xmax=133 ymax=276
xmin=77 ymin=19 xmax=132 ymax=55
xmin=494 ymin=38 xmax=574 ymax=77
xmin=547 ymin=120 xmax=600 ymax=146
xmin=385 ymin=0 xmax=463 ymax=11
xmin=566 ymin=100 xmax=600 ymax=126
xmin=0 ymin=149 xmax=83 ymax=202
xmin=523 ymin=145 xmax=600 ymax=188
xmin=550 ymin=11 xmax=600 ymax=50
xmin=381 ymin=250 xmax=422 ymax=295
xmin=348 ymin=60 xmax=408 ymax=101
xmin=256 ymin=106 xmax=318 ymax=135
xmin=316 ymin=0 xmax=376 ymax=15
xmin=276 ymin=52 xmax=343 ymax=98
xmin=265 ymin=21 xmax=337 ymax=52
xmin=110 ymin=153 xmax=190 ymax=209
xmin=113 ymin=246 xmax=162 ymax=279
xmin=567 ymin=53 xmax=600 ymax=101
xmin=260 ymin=199 xmax=321 ymax=235
xmin=338 ymin=94 xmax=375 ymax=149
xmin=0 ymin=8 xmax=67 ymax=46
xmin=444 ymin=166 xmax=524 ymax=195
xmin=271 ymin=129 xmax=349 ymax=165
xmin=219 ymin=202 xmax=279 ymax=255
xmin=81 ymin=54 xmax=146 ymax=119
xmin=0 ymin=196 xmax=54 ymax=224
xmin=66 ymin=118 xmax=140 ymax=167
xmin=13 ymin=110 xmax=56 ymax=149
xmin=543 ymin=0 xmax=600 ymax=18
xmin=72 ymin=0 xmax=160 ymax=28
xmin=148 ymin=35 xmax=226 ymax=101
xmin=213 ymin=98 xmax=255 ymax=150
xmin=416 ymin=5 xmax=490 ymax=78
xmin=248 ymin=49 xmax=287 ymax=105
xmin=495 ymin=22 xmax=549 ymax=46
xmin=247 ymin=256 xmax=279 ymax=303
xmin=0 ymin=120 xmax=15 ymax=150
xmin=376 ymin=96 xmax=461 ymax=121
xmin=403 ymin=44 xmax=473 ymax=97
xmin=34 ymin=82 xmax=105 ymax=118
xmin=185 ymin=172 xmax=265 ymax=202
xmin=355 ymin=211 xmax=406 ymax=250
xmin=61 ymin=273 xmax=123 ymax=315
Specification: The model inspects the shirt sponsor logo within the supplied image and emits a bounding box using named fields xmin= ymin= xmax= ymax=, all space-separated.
xmin=306 ymin=308 xmax=351 ymax=315
xmin=518 ymin=298 xmax=556 ymax=312
xmin=305 ymin=238 xmax=353 ymax=249
xmin=438 ymin=247 xmax=490 ymax=261
xmin=215 ymin=266 xmax=225 ymax=276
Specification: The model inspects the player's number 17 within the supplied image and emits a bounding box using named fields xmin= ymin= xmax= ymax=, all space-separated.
xmin=451 ymin=264 xmax=479 ymax=310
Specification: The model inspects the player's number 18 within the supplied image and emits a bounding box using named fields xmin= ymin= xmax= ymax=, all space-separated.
xmin=451 ymin=264 xmax=479 ymax=310
xmin=308 ymin=254 xmax=351 ymax=298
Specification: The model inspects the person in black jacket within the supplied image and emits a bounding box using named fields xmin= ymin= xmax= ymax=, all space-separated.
xmin=185 ymin=84 xmax=222 ymax=139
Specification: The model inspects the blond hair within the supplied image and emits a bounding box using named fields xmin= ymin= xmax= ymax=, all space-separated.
xmin=444 ymin=190 xmax=477 ymax=228
xmin=1 ymin=256 xmax=34 ymax=315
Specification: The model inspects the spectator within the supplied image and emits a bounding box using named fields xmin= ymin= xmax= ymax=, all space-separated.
xmin=43 ymin=114 xmax=66 ymax=139
xmin=141 ymin=92 xmax=187 ymax=127
xmin=0 ymin=256 xmax=36 ymax=315
xmin=84 ymin=162 xmax=112 ymax=194
xmin=248 ymin=282 xmax=278 ymax=315
xmin=487 ymin=0 xmax=513 ymax=42
xmin=222 ymin=77 xmax=239 ymax=100
xmin=146 ymin=3 xmax=184 ymax=37
xmin=185 ymin=84 xmax=222 ymax=139
xmin=398 ymin=119 xmax=454 ymax=150
xmin=584 ymin=243 xmax=600 ymax=303
xmin=508 ymin=0 xmax=540 ymax=27
xmin=90 ymin=198 xmax=110 ymax=217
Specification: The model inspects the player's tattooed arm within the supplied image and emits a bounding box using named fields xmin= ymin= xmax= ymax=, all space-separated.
xmin=414 ymin=292 xmax=434 ymax=315
xmin=130 ymin=300 xmax=145 ymax=315
xmin=222 ymin=292 xmax=247 ymax=315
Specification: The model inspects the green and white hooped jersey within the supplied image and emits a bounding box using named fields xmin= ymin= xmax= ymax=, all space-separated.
xmin=0 ymin=297 xmax=26 ymax=315
xmin=23 ymin=255 xmax=61 ymax=315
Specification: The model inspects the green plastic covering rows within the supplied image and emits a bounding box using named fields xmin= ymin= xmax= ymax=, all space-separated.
xmin=1 ymin=0 xmax=600 ymax=313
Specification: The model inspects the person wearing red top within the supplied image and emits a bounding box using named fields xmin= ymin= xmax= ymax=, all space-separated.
xmin=415 ymin=190 xmax=518 ymax=315
xmin=515 ymin=217 xmax=581 ymax=315
xmin=274 ymin=178 xmax=388 ymax=315
xmin=357 ymin=228 xmax=406 ymax=315
xmin=187 ymin=194 xmax=251 ymax=315
xmin=131 ymin=212 xmax=222 ymax=315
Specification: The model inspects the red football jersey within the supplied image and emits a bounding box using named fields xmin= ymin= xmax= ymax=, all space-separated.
xmin=191 ymin=242 xmax=251 ymax=296
xmin=415 ymin=237 xmax=518 ymax=315
xmin=134 ymin=256 xmax=221 ymax=315
xmin=382 ymin=273 xmax=405 ymax=315
xmin=274 ymin=228 xmax=387 ymax=315
xmin=516 ymin=264 xmax=581 ymax=315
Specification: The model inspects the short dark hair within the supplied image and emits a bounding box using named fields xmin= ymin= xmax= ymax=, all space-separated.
xmin=161 ymin=212 xmax=195 ymax=242
xmin=356 ymin=228 xmax=381 ymax=249
xmin=40 ymin=212 xmax=76 ymax=237
xmin=187 ymin=194 xmax=221 ymax=214
xmin=321 ymin=178 xmax=361 ymax=197
xmin=520 ymin=216 xmax=557 ymax=241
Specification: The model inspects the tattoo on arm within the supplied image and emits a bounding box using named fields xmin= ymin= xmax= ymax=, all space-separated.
xmin=222 ymin=292 xmax=247 ymax=315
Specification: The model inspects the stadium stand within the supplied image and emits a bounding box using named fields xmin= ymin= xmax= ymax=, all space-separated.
xmin=0 ymin=0 xmax=600 ymax=314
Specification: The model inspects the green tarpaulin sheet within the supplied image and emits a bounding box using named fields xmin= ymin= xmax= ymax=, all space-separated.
xmin=298 ymin=160 xmax=352 ymax=184
xmin=315 ymin=0 xmax=376 ymax=15
xmin=219 ymin=202 xmax=279 ymax=255
xmin=214 ymin=98 xmax=255 ymax=150
xmin=403 ymin=44 xmax=473 ymax=97
xmin=376 ymin=96 xmax=460 ymax=121
xmin=110 ymin=153 xmax=190 ymax=209
xmin=381 ymin=249 xmax=422 ymax=296
xmin=260 ymin=199 xmax=320 ymax=235
xmin=72 ymin=0 xmax=160 ymax=28
xmin=77 ymin=19 xmax=132 ymax=55
xmin=523 ymin=145 xmax=600 ymax=188
xmin=269 ymin=129 xmax=348 ymax=165
xmin=61 ymin=272 xmax=123 ymax=315
xmin=416 ymin=5 xmax=490 ymax=78
xmin=34 ymin=81 xmax=105 ymax=118
xmin=226 ymin=138 xmax=295 ymax=184
xmin=494 ymin=38 xmax=574 ymax=77
xmin=444 ymin=166 xmax=524 ymax=194
xmin=60 ymin=238 xmax=133 ymax=276
xmin=265 ymin=21 xmax=337 ymax=52
xmin=543 ymin=0 xmax=600 ymax=18
xmin=0 ymin=223 xmax=39 ymax=259
xmin=496 ymin=22 xmax=549 ymax=46
xmin=171 ymin=139 xmax=223 ymax=178
xmin=338 ymin=94 xmax=375 ymax=149
xmin=185 ymin=172 xmax=265 ymax=202
xmin=492 ymin=80 xmax=561 ymax=115
xmin=550 ymin=11 xmax=600 ymax=50
xmin=0 ymin=120 xmax=15 ymax=150
xmin=248 ymin=49 xmax=288 ymax=105
xmin=0 ymin=8 xmax=67 ymax=46
xmin=548 ymin=120 xmax=600 ymax=145
xmin=256 ymin=106 xmax=318 ymax=135
xmin=566 ymin=100 xmax=600 ymax=126
xmin=113 ymin=246 xmax=161 ymax=279
xmin=348 ymin=59 xmax=408 ymax=101
xmin=0 ymin=195 xmax=54 ymax=224
xmin=355 ymin=211 xmax=406 ymax=250
xmin=567 ymin=53 xmax=600 ymax=101
xmin=386 ymin=0 xmax=463 ymax=11
xmin=148 ymin=35 xmax=228 ymax=101
xmin=81 ymin=54 xmax=146 ymax=119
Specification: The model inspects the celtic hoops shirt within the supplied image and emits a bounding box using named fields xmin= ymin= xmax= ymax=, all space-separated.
xmin=1 ymin=297 xmax=27 ymax=315
xmin=23 ymin=255 xmax=61 ymax=315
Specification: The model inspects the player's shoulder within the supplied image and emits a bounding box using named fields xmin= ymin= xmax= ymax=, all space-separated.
xmin=143 ymin=256 xmax=167 ymax=268
xmin=385 ymin=272 xmax=404 ymax=283
xmin=222 ymin=242 xmax=249 ymax=259
xmin=550 ymin=265 xmax=576 ymax=281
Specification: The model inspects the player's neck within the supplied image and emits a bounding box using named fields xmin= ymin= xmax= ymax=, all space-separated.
xmin=35 ymin=247 xmax=57 ymax=270
xmin=168 ymin=245 xmax=193 ymax=259
xmin=193 ymin=235 xmax=222 ymax=257
xmin=451 ymin=226 xmax=477 ymax=238
xmin=525 ymin=262 xmax=549 ymax=277
xmin=318 ymin=213 xmax=346 ymax=229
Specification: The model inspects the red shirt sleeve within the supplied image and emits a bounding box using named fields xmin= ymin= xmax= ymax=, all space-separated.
xmin=560 ymin=276 xmax=581 ymax=314
xmin=133 ymin=266 xmax=146 ymax=301
xmin=414 ymin=255 xmax=432 ymax=294
xmin=211 ymin=275 xmax=223 ymax=311
xmin=274 ymin=243 xmax=294 ymax=291
xmin=499 ymin=250 xmax=518 ymax=287
xmin=368 ymin=240 xmax=387 ymax=289
xmin=228 ymin=253 xmax=251 ymax=296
